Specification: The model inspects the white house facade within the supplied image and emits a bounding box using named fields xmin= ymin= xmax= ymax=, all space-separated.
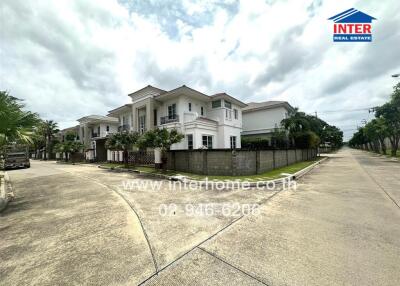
xmin=59 ymin=86 xmax=300 ymax=162
xmin=77 ymin=115 xmax=119 ymax=147
xmin=242 ymin=101 xmax=295 ymax=139
xmin=108 ymin=85 xmax=247 ymax=150
xmin=75 ymin=115 xmax=119 ymax=161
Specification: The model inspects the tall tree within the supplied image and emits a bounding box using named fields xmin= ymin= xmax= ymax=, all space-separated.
xmin=39 ymin=120 xmax=59 ymax=160
xmin=364 ymin=121 xmax=380 ymax=153
xmin=281 ymin=110 xmax=342 ymax=149
xmin=375 ymin=83 xmax=400 ymax=156
xmin=370 ymin=118 xmax=389 ymax=154
xmin=0 ymin=91 xmax=40 ymax=146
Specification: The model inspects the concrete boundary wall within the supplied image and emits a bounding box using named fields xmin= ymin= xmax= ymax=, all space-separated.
xmin=166 ymin=149 xmax=318 ymax=176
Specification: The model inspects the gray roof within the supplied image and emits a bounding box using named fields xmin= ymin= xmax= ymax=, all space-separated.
xmin=108 ymin=103 xmax=132 ymax=115
xmin=211 ymin=93 xmax=247 ymax=107
xmin=77 ymin=115 xmax=118 ymax=123
xmin=243 ymin=101 xmax=294 ymax=112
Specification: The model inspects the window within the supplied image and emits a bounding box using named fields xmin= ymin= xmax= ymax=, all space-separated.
xmin=168 ymin=104 xmax=177 ymax=119
xmin=97 ymin=126 xmax=100 ymax=136
xmin=187 ymin=134 xmax=193 ymax=150
xmin=122 ymin=115 xmax=128 ymax=125
xmin=153 ymin=109 xmax=157 ymax=126
xmin=225 ymin=109 xmax=232 ymax=120
xmin=212 ymin=100 xmax=221 ymax=108
xmin=201 ymin=106 xmax=204 ymax=116
xmin=202 ymin=135 xmax=213 ymax=149
xmin=234 ymin=109 xmax=238 ymax=119
xmin=106 ymin=125 xmax=109 ymax=132
xmin=224 ymin=100 xmax=232 ymax=109
xmin=230 ymin=136 xmax=237 ymax=149
xmin=139 ymin=115 xmax=146 ymax=134
xmin=188 ymin=102 xmax=192 ymax=111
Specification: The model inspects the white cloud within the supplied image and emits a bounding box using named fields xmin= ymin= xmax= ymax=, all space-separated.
xmin=1 ymin=0 xmax=399 ymax=140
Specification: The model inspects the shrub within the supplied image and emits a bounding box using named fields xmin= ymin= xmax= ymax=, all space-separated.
xmin=294 ymin=131 xmax=320 ymax=149
xmin=241 ymin=138 xmax=270 ymax=150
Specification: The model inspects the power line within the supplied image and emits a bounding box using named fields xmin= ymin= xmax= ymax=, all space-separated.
xmin=316 ymin=106 xmax=377 ymax=114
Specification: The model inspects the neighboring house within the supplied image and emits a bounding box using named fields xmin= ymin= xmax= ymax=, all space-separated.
xmin=57 ymin=125 xmax=80 ymax=142
xmin=108 ymin=104 xmax=133 ymax=132
xmin=108 ymin=85 xmax=247 ymax=150
xmin=242 ymin=101 xmax=295 ymax=140
xmin=77 ymin=115 xmax=119 ymax=161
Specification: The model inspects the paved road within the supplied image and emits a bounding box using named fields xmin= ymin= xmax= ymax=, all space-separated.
xmin=1 ymin=148 xmax=399 ymax=285
xmin=0 ymin=163 xmax=155 ymax=285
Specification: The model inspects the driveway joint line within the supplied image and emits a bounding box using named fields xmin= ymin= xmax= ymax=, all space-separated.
xmin=198 ymin=246 xmax=270 ymax=286
xmin=354 ymin=154 xmax=400 ymax=210
xmin=139 ymin=188 xmax=286 ymax=284
xmin=63 ymin=167 xmax=287 ymax=285
xmin=137 ymin=214 xmax=245 ymax=285
xmin=63 ymin=171 xmax=159 ymax=273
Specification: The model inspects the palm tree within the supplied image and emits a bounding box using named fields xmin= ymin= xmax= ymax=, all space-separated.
xmin=0 ymin=91 xmax=40 ymax=146
xmin=54 ymin=130 xmax=83 ymax=162
xmin=40 ymin=120 xmax=59 ymax=160
xmin=105 ymin=131 xmax=140 ymax=167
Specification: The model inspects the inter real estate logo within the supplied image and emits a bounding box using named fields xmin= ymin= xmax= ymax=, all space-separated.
xmin=328 ymin=8 xmax=376 ymax=42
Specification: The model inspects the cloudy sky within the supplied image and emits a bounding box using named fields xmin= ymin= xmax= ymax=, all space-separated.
xmin=1 ymin=0 xmax=399 ymax=140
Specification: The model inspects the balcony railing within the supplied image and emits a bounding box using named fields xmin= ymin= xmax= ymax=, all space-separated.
xmin=160 ymin=115 xmax=179 ymax=125
xmin=118 ymin=124 xmax=130 ymax=132
xmin=91 ymin=131 xmax=113 ymax=138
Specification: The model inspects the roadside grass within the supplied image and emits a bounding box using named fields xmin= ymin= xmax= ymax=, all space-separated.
xmin=387 ymin=149 xmax=400 ymax=158
xmin=136 ymin=158 xmax=323 ymax=181
xmin=56 ymin=160 xmax=91 ymax=165
xmin=98 ymin=162 xmax=137 ymax=170
xmin=366 ymin=149 xmax=400 ymax=159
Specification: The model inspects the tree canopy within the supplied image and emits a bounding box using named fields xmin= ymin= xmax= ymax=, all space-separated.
xmin=281 ymin=109 xmax=343 ymax=149
xmin=349 ymin=83 xmax=400 ymax=156
xmin=0 ymin=91 xmax=41 ymax=146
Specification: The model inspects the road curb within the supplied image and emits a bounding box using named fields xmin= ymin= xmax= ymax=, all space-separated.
xmin=0 ymin=171 xmax=14 ymax=213
xmin=56 ymin=161 xmax=100 ymax=167
xmin=97 ymin=165 xmax=140 ymax=173
xmin=292 ymin=156 xmax=329 ymax=180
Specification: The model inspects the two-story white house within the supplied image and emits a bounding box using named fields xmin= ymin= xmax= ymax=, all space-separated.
xmin=108 ymin=85 xmax=247 ymax=150
xmin=241 ymin=101 xmax=295 ymax=140
xmin=76 ymin=115 xmax=119 ymax=161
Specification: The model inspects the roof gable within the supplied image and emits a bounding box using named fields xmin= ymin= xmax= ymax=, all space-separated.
xmin=155 ymin=85 xmax=210 ymax=102
xmin=128 ymin=85 xmax=166 ymax=99
xmin=328 ymin=8 xmax=376 ymax=23
xmin=243 ymin=101 xmax=294 ymax=113
xmin=211 ymin=93 xmax=247 ymax=107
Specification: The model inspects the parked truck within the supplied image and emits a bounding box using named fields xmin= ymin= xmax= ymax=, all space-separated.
xmin=0 ymin=145 xmax=30 ymax=170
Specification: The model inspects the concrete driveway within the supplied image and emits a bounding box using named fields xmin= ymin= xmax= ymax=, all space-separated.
xmin=1 ymin=148 xmax=399 ymax=285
